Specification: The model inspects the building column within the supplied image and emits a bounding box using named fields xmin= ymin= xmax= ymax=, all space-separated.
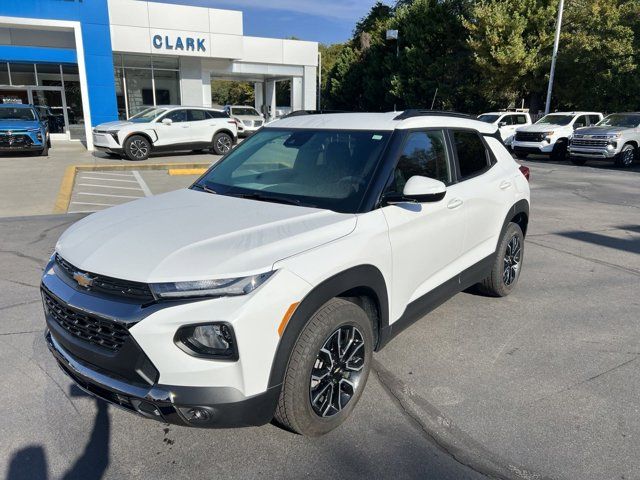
xmin=302 ymin=66 xmax=317 ymax=111
xmin=254 ymin=82 xmax=264 ymax=113
xmin=265 ymin=79 xmax=277 ymax=121
xmin=290 ymin=76 xmax=303 ymax=112
xmin=202 ymin=69 xmax=212 ymax=108
xmin=179 ymin=57 xmax=205 ymax=107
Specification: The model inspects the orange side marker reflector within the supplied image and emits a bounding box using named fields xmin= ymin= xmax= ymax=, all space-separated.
xmin=278 ymin=302 xmax=300 ymax=336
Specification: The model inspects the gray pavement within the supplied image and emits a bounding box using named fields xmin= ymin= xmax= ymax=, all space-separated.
xmin=0 ymin=158 xmax=639 ymax=479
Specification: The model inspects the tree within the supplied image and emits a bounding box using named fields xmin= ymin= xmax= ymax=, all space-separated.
xmin=211 ymin=80 xmax=254 ymax=107
xmin=464 ymin=0 xmax=558 ymax=112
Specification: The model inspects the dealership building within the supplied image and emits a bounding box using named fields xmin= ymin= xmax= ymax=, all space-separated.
xmin=0 ymin=0 xmax=318 ymax=149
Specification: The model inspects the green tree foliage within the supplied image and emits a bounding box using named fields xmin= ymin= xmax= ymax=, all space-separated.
xmin=323 ymin=0 xmax=640 ymax=114
xmin=211 ymin=80 xmax=254 ymax=107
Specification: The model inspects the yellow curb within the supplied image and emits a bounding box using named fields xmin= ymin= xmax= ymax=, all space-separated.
xmin=168 ymin=168 xmax=207 ymax=176
xmin=53 ymin=165 xmax=77 ymax=214
xmin=53 ymin=162 xmax=212 ymax=214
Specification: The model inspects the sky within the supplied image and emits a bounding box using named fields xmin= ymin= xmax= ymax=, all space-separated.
xmin=147 ymin=0 xmax=385 ymax=44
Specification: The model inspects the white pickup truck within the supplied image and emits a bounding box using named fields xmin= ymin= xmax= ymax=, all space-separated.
xmin=478 ymin=111 xmax=532 ymax=147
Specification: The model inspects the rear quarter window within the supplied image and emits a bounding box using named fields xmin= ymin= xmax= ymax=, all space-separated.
xmin=452 ymin=130 xmax=491 ymax=180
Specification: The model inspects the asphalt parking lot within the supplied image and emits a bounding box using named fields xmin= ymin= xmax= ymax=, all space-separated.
xmin=1 ymin=157 xmax=639 ymax=480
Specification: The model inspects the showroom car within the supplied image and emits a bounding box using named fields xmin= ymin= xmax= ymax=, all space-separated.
xmin=92 ymin=106 xmax=238 ymax=160
xmin=0 ymin=103 xmax=50 ymax=156
xmin=42 ymin=110 xmax=530 ymax=436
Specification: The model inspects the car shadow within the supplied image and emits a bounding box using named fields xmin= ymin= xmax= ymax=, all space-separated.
xmin=6 ymin=385 xmax=111 ymax=480
xmin=558 ymin=229 xmax=640 ymax=255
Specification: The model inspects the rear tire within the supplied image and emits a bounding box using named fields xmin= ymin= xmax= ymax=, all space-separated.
xmin=212 ymin=132 xmax=233 ymax=155
xmin=477 ymin=223 xmax=524 ymax=297
xmin=570 ymin=157 xmax=587 ymax=166
xmin=274 ymin=298 xmax=373 ymax=437
xmin=123 ymin=135 xmax=151 ymax=161
xmin=614 ymin=143 xmax=635 ymax=168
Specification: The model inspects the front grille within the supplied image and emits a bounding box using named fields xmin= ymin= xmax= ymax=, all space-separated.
xmin=254 ymin=120 xmax=263 ymax=127
xmin=55 ymin=254 xmax=155 ymax=302
xmin=43 ymin=289 xmax=130 ymax=352
xmin=515 ymin=132 xmax=544 ymax=142
xmin=571 ymin=138 xmax=608 ymax=148
xmin=0 ymin=133 xmax=31 ymax=147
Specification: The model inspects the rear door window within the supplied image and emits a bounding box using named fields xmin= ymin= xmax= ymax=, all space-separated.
xmin=188 ymin=110 xmax=207 ymax=122
xmin=451 ymin=130 xmax=491 ymax=180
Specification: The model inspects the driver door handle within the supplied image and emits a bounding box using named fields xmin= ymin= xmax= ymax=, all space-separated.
xmin=447 ymin=198 xmax=464 ymax=210
xmin=499 ymin=180 xmax=512 ymax=190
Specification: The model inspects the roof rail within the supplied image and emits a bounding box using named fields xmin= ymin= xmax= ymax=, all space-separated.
xmin=282 ymin=110 xmax=347 ymax=118
xmin=394 ymin=109 xmax=473 ymax=121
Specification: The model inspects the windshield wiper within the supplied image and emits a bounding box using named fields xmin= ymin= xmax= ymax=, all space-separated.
xmin=192 ymin=183 xmax=217 ymax=194
xmin=228 ymin=191 xmax=303 ymax=206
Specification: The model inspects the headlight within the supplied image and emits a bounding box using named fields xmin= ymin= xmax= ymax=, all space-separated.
xmin=175 ymin=323 xmax=238 ymax=360
xmin=150 ymin=271 xmax=274 ymax=299
xmin=606 ymin=133 xmax=622 ymax=139
xmin=544 ymin=131 xmax=555 ymax=137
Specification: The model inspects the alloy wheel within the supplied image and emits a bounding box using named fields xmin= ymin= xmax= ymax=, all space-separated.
xmin=130 ymin=139 xmax=149 ymax=159
xmin=503 ymin=234 xmax=521 ymax=286
xmin=622 ymin=146 xmax=634 ymax=167
xmin=309 ymin=325 xmax=365 ymax=417
xmin=216 ymin=135 xmax=232 ymax=153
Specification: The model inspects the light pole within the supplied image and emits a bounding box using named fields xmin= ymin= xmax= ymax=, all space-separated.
xmin=386 ymin=29 xmax=399 ymax=111
xmin=545 ymin=0 xmax=565 ymax=114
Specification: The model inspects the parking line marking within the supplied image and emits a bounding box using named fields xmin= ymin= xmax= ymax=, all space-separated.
xmin=71 ymin=201 xmax=117 ymax=207
xmin=132 ymin=170 xmax=152 ymax=197
xmin=78 ymin=183 xmax=144 ymax=191
xmin=79 ymin=171 xmax=135 ymax=177
xmin=80 ymin=176 xmax=139 ymax=183
xmin=168 ymin=168 xmax=207 ymax=176
xmin=77 ymin=192 xmax=144 ymax=199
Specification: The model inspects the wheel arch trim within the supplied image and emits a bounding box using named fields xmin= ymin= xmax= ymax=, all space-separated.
xmin=266 ymin=265 xmax=389 ymax=390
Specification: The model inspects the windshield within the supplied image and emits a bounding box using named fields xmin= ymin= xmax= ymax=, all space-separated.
xmin=128 ymin=107 xmax=167 ymax=123
xmin=597 ymin=114 xmax=640 ymax=128
xmin=231 ymin=107 xmax=260 ymax=117
xmin=477 ymin=114 xmax=500 ymax=123
xmin=193 ymin=128 xmax=392 ymax=213
xmin=0 ymin=107 xmax=36 ymax=121
xmin=535 ymin=114 xmax=573 ymax=126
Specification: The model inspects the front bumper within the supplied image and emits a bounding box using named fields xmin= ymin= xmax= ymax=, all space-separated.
xmin=0 ymin=131 xmax=45 ymax=151
xmin=46 ymin=331 xmax=279 ymax=427
xmin=93 ymin=131 xmax=121 ymax=151
xmin=568 ymin=146 xmax=618 ymax=159
xmin=512 ymin=141 xmax=555 ymax=154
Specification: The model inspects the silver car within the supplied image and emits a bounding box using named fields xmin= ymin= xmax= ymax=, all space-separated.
xmin=569 ymin=113 xmax=640 ymax=167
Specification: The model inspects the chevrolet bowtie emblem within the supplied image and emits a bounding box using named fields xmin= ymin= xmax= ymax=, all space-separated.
xmin=73 ymin=271 xmax=94 ymax=288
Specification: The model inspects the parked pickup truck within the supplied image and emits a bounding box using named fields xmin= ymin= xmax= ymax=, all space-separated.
xmin=568 ymin=113 xmax=640 ymax=168
xmin=512 ymin=111 xmax=603 ymax=161
xmin=478 ymin=110 xmax=532 ymax=147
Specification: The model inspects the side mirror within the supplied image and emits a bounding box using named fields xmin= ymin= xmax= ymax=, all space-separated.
xmin=162 ymin=118 xmax=172 ymax=126
xmin=384 ymin=176 xmax=447 ymax=204
xmin=498 ymin=121 xmax=507 ymax=127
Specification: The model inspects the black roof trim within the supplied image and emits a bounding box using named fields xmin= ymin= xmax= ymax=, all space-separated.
xmin=282 ymin=110 xmax=348 ymax=118
xmin=394 ymin=109 xmax=473 ymax=121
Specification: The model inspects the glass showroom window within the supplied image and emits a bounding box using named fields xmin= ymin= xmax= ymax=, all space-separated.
xmin=114 ymin=54 xmax=181 ymax=119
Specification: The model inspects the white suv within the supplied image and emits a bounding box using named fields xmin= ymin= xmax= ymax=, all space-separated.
xmin=93 ymin=106 xmax=238 ymax=160
xmin=43 ymin=111 xmax=530 ymax=436
xmin=478 ymin=110 xmax=532 ymax=147
xmin=512 ymin=111 xmax=603 ymax=161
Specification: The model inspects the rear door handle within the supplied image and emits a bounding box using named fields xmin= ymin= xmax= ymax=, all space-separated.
xmin=447 ymin=198 xmax=463 ymax=210
xmin=499 ymin=180 xmax=512 ymax=190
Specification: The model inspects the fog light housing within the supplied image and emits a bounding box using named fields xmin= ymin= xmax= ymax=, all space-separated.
xmin=607 ymin=142 xmax=617 ymax=149
xmin=175 ymin=323 xmax=238 ymax=360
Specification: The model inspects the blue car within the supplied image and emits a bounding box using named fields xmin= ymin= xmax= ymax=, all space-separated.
xmin=0 ymin=104 xmax=50 ymax=156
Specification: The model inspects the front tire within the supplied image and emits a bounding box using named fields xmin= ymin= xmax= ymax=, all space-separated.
xmin=614 ymin=143 xmax=635 ymax=168
xmin=551 ymin=139 xmax=568 ymax=161
xmin=212 ymin=132 xmax=233 ymax=155
xmin=477 ymin=223 xmax=524 ymax=297
xmin=39 ymin=142 xmax=49 ymax=156
xmin=123 ymin=135 xmax=151 ymax=161
xmin=274 ymin=298 xmax=373 ymax=437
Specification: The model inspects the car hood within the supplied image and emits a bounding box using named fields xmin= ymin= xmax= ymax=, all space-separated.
xmin=517 ymin=123 xmax=569 ymax=133
xmin=233 ymin=115 xmax=263 ymax=122
xmin=55 ymin=188 xmax=357 ymax=283
xmin=573 ymin=126 xmax=627 ymax=136
xmin=0 ymin=120 xmax=40 ymax=130
xmin=95 ymin=120 xmax=135 ymax=131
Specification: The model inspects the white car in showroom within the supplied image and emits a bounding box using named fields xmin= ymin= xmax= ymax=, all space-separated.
xmin=43 ymin=110 xmax=530 ymax=436
xmin=477 ymin=110 xmax=532 ymax=147
xmin=512 ymin=111 xmax=603 ymax=161
xmin=93 ymin=106 xmax=238 ymax=160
